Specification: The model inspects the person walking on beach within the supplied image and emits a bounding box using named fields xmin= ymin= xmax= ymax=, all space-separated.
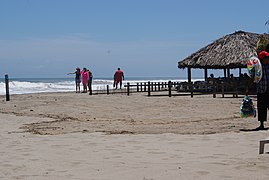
xmin=113 ymin=67 xmax=124 ymax=89
xmin=248 ymin=44 xmax=269 ymax=130
xmin=87 ymin=68 xmax=93 ymax=95
xmin=67 ymin=67 xmax=81 ymax=93
xmin=81 ymin=67 xmax=89 ymax=93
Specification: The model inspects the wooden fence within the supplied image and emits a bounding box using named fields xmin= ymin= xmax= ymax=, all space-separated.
xmin=123 ymin=80 xmax=246 ymax=98
xmin=3 ymin=76 xmax=246 ymax=101
xmin=91 ymin=80 xmax=246 ymax=98
xmin=124 ymin=81 xmax=179 ymax=97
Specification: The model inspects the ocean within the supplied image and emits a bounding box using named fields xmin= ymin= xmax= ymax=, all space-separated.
xmin=0 ymin=77 xmax=204 ymax=95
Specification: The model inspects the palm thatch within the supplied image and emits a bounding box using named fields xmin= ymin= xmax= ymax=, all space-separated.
xmin=178 ymin=31 xmax=269 ymax=69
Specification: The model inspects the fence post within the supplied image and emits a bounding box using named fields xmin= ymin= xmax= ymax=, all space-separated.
xmin=106 ymin=85 xmax=109 ymax=95
xmin=5 ymin=74 xmax=10 ymax=101
xmin=144 ymin=82 xmax=146 ymax=92
xmin=168 ymin=81 xmax=172 ymax=97
xmin=147 ymin=81 xmax=151 ymax=96
xmin=127 ymin=82 xmax=130 ymax=96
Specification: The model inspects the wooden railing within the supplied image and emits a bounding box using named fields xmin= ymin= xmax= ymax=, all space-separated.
xmin=90 ymin=80 xmax=247 ymax=98
xmin=123 ymin=80 xmax=248 ymax=98
xmin=124 ymin=81 xmax=180 ymax=97
xmin=2 ymin=75 xmax=246 ymax=100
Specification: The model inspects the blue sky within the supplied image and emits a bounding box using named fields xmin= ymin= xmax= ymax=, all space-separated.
xmin=0 ymin=0 xmax=268 ymax=78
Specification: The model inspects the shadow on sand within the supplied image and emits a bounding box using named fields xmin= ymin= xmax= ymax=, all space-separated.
xmin=240 ymin=127 xmax=269 ymax=132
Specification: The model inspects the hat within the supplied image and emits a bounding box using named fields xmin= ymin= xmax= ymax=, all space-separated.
xmin=258 ymin=51 xmax=269 ymax=60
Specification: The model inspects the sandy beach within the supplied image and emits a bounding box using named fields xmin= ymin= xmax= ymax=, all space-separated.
xmin=1 ymin=92 xmax=269 ymax=179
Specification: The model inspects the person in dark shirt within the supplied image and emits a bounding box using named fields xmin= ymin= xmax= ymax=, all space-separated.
xmin=248 ymin=45 xmax=269 ymax=130
xmin=87 ymin=68 xmax=93 ymax=95
xmin=113 ymin=68 xmax=125 ymax=89
xmin=68 ymin=67 xmax=81 ymax=93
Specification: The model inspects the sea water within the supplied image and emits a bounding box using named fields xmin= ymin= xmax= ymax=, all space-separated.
xmin=0 ymin=77 xmax=204 ymax=95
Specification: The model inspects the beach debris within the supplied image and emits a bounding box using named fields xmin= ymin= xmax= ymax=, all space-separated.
xmin=240 ymin=95 xmax=256 ymax=118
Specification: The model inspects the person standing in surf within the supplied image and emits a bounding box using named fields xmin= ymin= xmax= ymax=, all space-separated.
xmin=113 ymin=67 xmax=125 ymax=89
xmin=81 ymin=67 xmax=89 ymax=93
xmin=68 ymin=67 xmax=81 ymax=93
xmin=87 ymin=68 xmax=93 ymax=95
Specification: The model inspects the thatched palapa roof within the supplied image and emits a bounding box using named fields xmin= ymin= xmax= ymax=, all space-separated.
xmin=178 ymin=31 xmax=269 ymax=69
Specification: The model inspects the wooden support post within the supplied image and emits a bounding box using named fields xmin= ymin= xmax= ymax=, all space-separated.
xmin=158 ymin=82 xmax=160 ymax=91
xmin=222 ymin=84 xmax=224 ymax=98
xmin=213 ymin=81 xmax=216 ymax=98
xmin=168 ymin=81 xmax=172 ymax=97
xmin=235 ymin=83 xmax=238 ymax=98
xmin=190 ymin=82 xmax=193 ymax=98
xmin=204 ymin=68 xmax=208 ymax=81
xmin=127 ymin=82 xmax=130 ymax=96
xmin=187 ymin=66 xmax=192 ymax=83
xmin=5 ymin=74 xmax=10 ymax=101
xmin=147 ymin=81 xmax=151 ymax=96
xmin=137 ymin=83 xmax=139 ymax=92
xmin=227 ymin=68 xmax=230 ymax=79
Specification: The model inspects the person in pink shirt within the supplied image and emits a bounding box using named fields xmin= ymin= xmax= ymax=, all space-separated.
xmin=81 ymin=67 xmax=89 ymax=93
xmin=87 ymin=68 xmax=93 ymax=95
xmin=113 ymin=67 xmax=124 ymax=89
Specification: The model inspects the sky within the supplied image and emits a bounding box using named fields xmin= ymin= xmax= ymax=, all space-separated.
xmin=0 ymin=0 xmax=269 ymax=79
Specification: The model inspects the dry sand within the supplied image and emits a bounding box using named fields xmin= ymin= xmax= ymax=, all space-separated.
xmin=1 ymin=92 xmax=269 ymax=179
